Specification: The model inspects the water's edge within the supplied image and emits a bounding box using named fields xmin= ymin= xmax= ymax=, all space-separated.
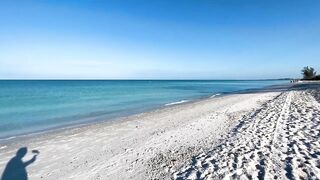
xmin=0 ymin=82 xmax=290 ymax=145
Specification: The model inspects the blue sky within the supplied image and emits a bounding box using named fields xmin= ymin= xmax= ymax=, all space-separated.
xmin=0 ymin=0 xmax=319 ymax=79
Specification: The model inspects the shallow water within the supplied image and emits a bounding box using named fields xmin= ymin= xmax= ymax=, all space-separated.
xmin=0 ymin=80 xmax=287 ymax=138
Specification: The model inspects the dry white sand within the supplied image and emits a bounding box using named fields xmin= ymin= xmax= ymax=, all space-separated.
xmin=1 ymin=82 xmax=319 ymax=180
xmin=174 ymin=83 xmax=320 ymax=179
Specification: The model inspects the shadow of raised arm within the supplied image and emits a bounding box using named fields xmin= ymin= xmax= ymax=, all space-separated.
xmin=1 ymin=147 xmax=39 ymax=180
xmin=23 ymin=155 xmax=37 ymax=167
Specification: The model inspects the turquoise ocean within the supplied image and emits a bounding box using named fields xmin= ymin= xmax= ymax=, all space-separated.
xmin=0 ymin=80 xmax=287 ymax=139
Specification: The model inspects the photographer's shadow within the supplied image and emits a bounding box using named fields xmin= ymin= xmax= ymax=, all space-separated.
xmin=1 ymin=147 xmax=39 ymax=180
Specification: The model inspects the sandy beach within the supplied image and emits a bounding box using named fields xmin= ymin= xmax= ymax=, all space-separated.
xmin=1 ymin=82 xmax=320 ymax=179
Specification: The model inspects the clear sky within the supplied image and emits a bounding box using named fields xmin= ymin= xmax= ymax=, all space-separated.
xmin=0 ymin=0 xmax=319 ymax=79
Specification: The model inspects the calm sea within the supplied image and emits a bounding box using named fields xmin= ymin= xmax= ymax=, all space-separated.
xmin=0 ymin=80 xmax=287 ymax=139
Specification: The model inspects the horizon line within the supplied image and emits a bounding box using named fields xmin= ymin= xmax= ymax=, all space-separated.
xmin=0 ymin=78 xmax=293 ymax=81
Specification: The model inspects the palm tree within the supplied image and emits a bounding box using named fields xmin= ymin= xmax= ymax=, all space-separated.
xmin=301 ymin=66 xmax=316 ymax=79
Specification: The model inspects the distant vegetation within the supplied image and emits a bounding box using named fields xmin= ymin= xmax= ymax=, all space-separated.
xmin=301 ymin=66 xmax=320 ymax=80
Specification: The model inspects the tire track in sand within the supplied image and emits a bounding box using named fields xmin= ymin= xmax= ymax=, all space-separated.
xmin=173 ymin=90 xmax=320 ymax=180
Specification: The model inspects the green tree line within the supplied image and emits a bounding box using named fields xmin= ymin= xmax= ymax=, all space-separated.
xmin=301 ymin=66 xmax=320 ymax=80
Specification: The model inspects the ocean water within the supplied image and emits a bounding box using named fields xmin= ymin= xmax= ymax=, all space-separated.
xmin=0 ymin=80 xmax=287 ymax=139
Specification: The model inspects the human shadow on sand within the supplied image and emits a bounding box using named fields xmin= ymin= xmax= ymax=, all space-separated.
xmin=1 ymin=147 xmax=39 ymax=180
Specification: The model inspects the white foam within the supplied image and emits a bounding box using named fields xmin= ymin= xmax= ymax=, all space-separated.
xmin=1 ymin=136 xmax=16 ymax=141
xmin=210 ymin=93 xmax=221 ymax=98
xmin=165 ymin=100 xmax=189 ymax=106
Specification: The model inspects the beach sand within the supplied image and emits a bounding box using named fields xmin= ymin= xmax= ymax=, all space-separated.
xmin=1 ymin=82 xmax=320 ymax=179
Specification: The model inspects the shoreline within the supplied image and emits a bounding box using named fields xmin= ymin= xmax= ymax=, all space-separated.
xmin=0 ymin=91 xmax=241 ymax=146
xmin=0 ymin=82 xmax=299 ymax=179
xmin=0 ymin=82 xmax=290 ymax=144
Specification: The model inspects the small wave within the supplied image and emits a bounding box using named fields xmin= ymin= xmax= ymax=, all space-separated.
xmin=3 ymin=136 xmax=16 ymax=140
xmin=165 ymin=100 xmax=189 ymax=106
xmin=0 ymin=136 xmax=17 ymax=143
xmin=0 ymin=136 xmax=17 ymax=144
xmin=210 ymin=93 xmax=221 ymax=98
